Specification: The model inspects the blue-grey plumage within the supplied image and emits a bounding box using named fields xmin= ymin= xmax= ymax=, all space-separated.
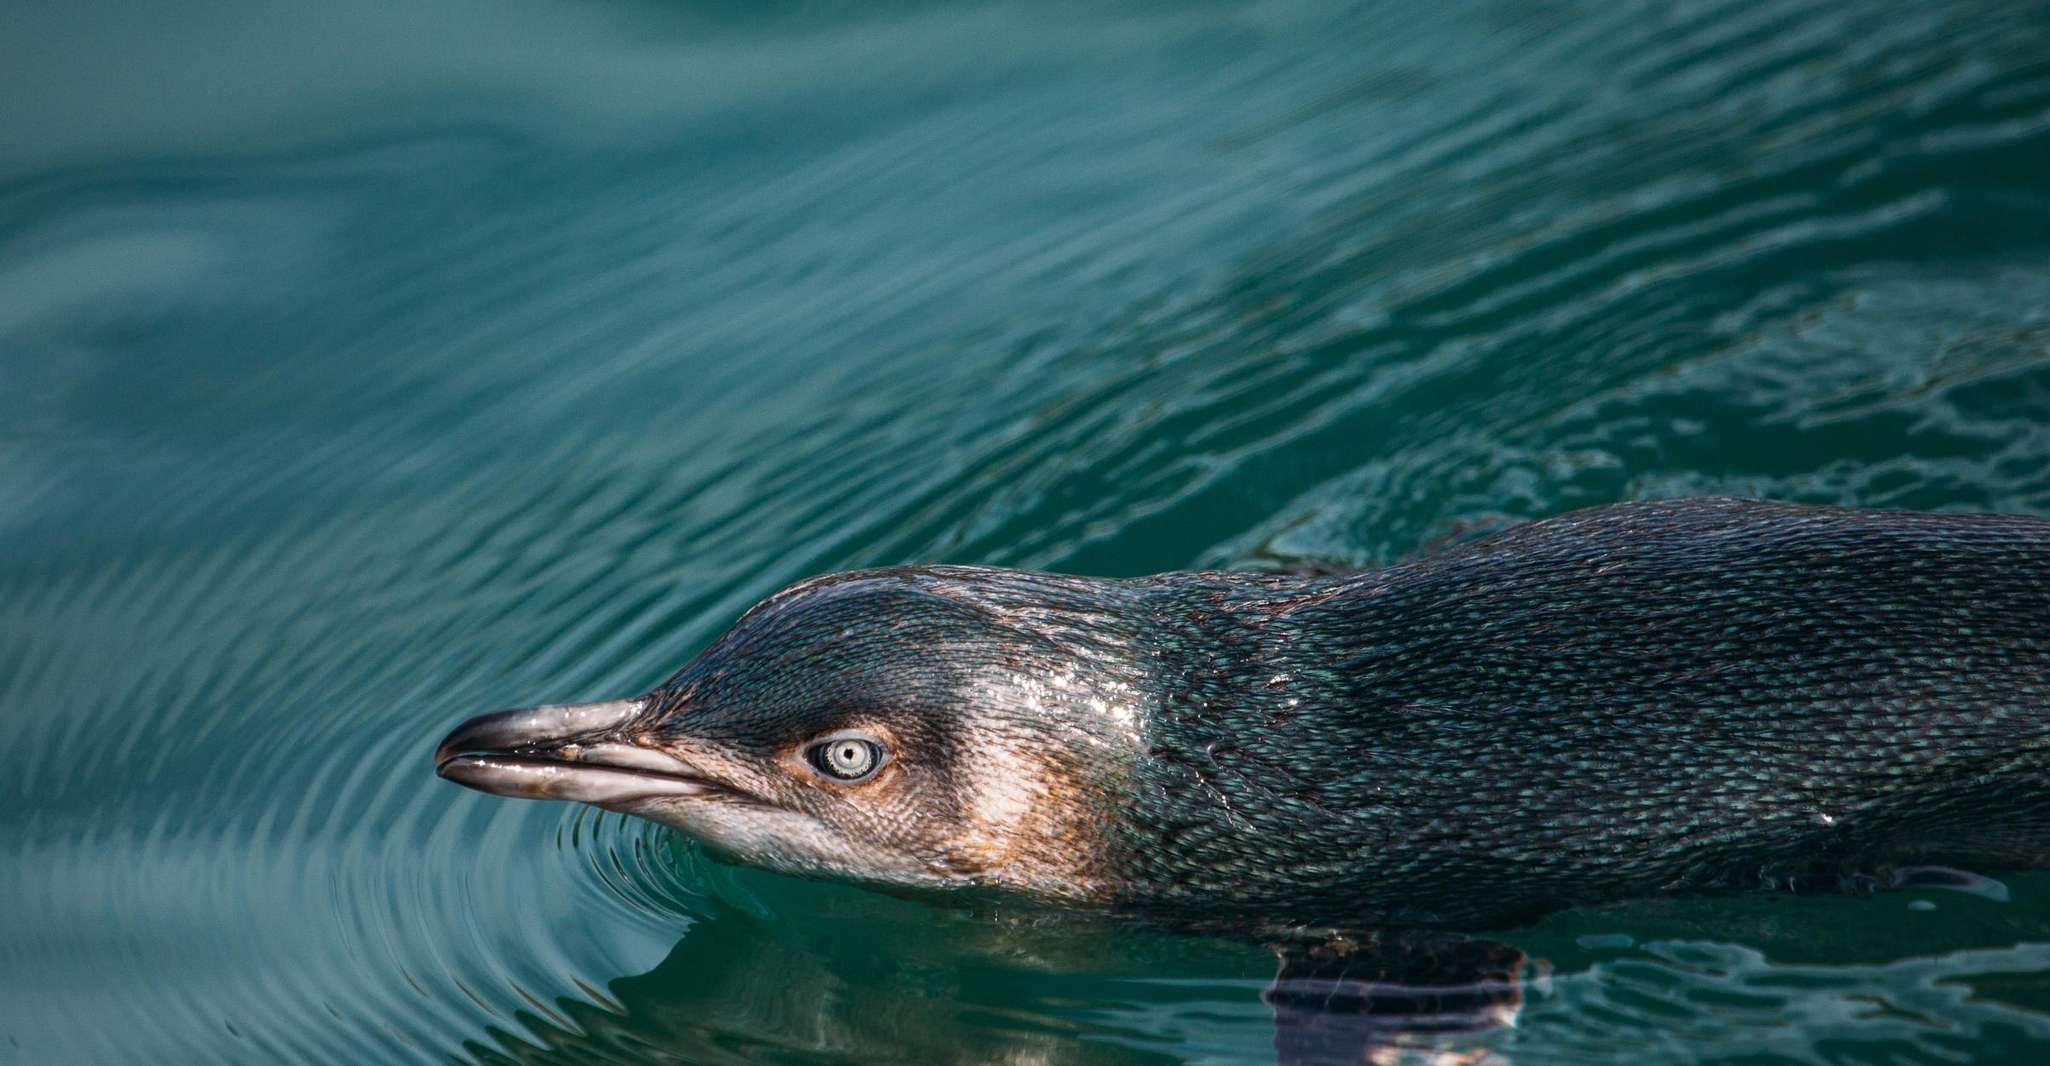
xmin=436 ymin=497 xmax=2050 ymax=931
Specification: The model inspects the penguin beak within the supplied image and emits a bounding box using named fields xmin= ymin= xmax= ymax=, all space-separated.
xmin=434 ymin=698 xmax=732 ymax=806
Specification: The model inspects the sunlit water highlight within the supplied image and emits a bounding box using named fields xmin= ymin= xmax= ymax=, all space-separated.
xmin=5 ymin=0 xmax=2050 ymax=1062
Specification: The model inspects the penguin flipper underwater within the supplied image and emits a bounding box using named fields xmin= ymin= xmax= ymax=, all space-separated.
xmin=1259 ymin=867 xmax=2012 ymax=1065
xmin=1264 ymin=931 xmax=1527 ymax=1066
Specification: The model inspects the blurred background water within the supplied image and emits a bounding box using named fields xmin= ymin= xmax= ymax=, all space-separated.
xmin=5 ymin=0 xmax=2050 ymax=1062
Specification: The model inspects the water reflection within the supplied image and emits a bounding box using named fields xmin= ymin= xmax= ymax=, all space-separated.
xmin=488 ymin=848 xmax=1275 ymax=1066
xmin=473 ymin=841 xmax=2050 ymax=1066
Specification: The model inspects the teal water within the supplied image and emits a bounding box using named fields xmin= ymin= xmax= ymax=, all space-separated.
xmin=6 ymin=1 xmax=2050 ymax=1062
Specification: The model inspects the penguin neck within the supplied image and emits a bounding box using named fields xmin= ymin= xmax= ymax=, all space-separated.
xmin=1126 ymin=570 xmax=1357 ymax=738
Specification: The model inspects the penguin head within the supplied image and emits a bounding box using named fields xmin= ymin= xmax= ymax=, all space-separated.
xmin=435 ymin=567 xmax=1149 ymax=901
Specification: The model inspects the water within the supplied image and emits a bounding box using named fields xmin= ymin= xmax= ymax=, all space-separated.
xmin=5 ymin=0 xmax=2050 ymax=1062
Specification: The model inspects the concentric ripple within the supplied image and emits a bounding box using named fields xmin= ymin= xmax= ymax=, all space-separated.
xmin=5 ymin=0 xmax=2050 ymax=1062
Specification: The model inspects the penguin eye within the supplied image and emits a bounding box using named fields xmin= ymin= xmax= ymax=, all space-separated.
xmin=805 ymin=732 xmax=885 ymax=783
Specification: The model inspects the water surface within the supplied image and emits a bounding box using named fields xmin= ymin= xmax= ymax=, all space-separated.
xmin=6 ymin=0 xmax=2050 ymax=1062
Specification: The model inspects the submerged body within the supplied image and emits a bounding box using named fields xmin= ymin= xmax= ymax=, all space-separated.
xmin=437 ymin=498 xmax=2050 ymax=931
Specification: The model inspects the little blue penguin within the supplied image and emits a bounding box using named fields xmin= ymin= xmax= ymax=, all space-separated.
xmin=436 ymin=497 xmax=2050 ymax=931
